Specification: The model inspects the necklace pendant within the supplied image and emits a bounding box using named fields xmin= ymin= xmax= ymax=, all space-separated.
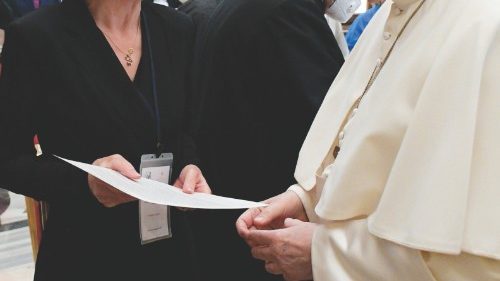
xmin=125 ymin=54 xmax=133 ymax=67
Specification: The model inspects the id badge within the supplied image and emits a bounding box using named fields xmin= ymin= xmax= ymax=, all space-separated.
xmin=139 ymin=153 xmax=173 ymax=244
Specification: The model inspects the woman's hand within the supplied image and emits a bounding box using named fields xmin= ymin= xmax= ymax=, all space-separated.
xmin=88 ymin=154 xmax=140 ymax=207
xmin=173 ymin=164 xmax=211 ymax=194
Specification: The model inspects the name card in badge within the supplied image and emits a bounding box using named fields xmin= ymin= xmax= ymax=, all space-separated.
xmin=139 ymin=153 xmax=173 ymax=244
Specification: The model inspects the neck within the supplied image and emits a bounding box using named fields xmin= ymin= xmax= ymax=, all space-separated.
xmin=86 ymin=0 xmax=141 ymax=33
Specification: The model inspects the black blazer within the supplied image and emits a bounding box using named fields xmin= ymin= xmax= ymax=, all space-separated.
xmin=0 ymin=0 xmax=16 ymax=28
xmin=0 ymin=0 xmax=199 ymax=280
xmin=178 ymin=0 xmax=220 ymax=27
xmin=190 ymin=0 xmax=345 ymax=280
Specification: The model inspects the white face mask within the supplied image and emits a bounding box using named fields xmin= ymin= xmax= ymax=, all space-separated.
xmin=326 ymin=0 xmax=362 ymax=23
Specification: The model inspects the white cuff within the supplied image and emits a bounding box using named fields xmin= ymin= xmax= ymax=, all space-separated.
xmin=288 ymin=184 xmax=320 ymax=222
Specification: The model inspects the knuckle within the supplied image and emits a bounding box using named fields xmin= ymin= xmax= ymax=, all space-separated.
xmin=109 ymin=154 xmax=123 ymax=164
xmin=111 ymin=154 xmax=121 ymax=160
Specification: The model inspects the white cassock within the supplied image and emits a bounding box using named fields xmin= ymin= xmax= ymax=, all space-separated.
xmin=289 ymin=0 xmax=500 ymax=280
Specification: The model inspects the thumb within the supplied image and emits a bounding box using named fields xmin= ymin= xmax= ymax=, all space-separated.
xmin=122 ymin=168 xmax=141 ymax=180
xmin=284 ymin=218 xmax=301 ymax=228
xmin=181 ymin=168 xmax=197 ymax=194
xmin=114 ymin=159 xmax=141 ymax=180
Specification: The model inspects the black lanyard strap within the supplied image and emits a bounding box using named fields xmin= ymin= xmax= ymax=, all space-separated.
xmin=141 ymin=11 xmax=163 ymax=155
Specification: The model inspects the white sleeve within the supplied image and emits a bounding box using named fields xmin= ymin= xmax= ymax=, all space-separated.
xmin=311 ymin=219 xmax=437 ymax=281
xmin=312 ymin=219 xmax=500 ymax=281
xmin=288 ymin=184 xmax=320 ymax=222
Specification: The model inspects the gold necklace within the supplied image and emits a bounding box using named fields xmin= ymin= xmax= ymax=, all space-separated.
xmin=354 ymin=0 xmax=426 ymax=108
xmin=333 ymin=0 xmax=427 ymax=158
xmin=101 ymin=22 xmax=140 ymax=67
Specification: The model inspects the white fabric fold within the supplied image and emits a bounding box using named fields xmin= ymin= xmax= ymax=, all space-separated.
xmin=312 ymin=219 xmax=500 ymax=281
xmin=293 ymin=0 xmax=500 ymax=260
xmin=312 ymin=219 xmax=437 ymax=281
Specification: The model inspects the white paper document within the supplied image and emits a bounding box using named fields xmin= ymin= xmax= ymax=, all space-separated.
xmin=57 ymin=156 xmax=266 ymax=209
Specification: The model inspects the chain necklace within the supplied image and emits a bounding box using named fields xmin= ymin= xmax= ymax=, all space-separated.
xmin=355 ymin=0 xmax=426 ymax=108
xmin=101 ymin=21 xmax=141 ymax=67
xmin=333 ymin=0 xmax=427 ymax=158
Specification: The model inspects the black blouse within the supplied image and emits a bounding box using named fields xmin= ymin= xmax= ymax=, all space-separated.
xmin=0 ymin=0 xmax=199 ymax=280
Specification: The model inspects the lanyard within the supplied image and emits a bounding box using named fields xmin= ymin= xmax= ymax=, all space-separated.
xmin=138 ymin=12 xmax=163 ymax=156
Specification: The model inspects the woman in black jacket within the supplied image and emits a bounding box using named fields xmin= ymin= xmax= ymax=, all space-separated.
xmin=0 ymin=0 xmax=209 ymax=280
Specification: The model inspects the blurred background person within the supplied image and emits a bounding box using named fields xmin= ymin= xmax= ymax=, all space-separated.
xmin=0 ymin=0 xmax=13 ymax=75
xmin=146 ymin=0 xmax=220 ymax=32
xmin=0 ymin=188 xmax=9 ymax=225
xmin=1 ymin=0 xmax=60 ymax=19
xmin=0 ymin=0 xmax=210 ymax=280
xmin=0 ymin=0 xmax=14 ymax=30
xmin=151 ymin=0 xmax=182 ymax=8
xmin=177 ymin=0 xmax=219 ymax=28
xmin=324 ymin=14 xmax=350 ymax=58
xmin=0 ymin=0 xmax=61 ymax=74
xmin=190 ymin=0 xmax=355 ymax=280
xmin=325 ymin=0 xmax=363 ymax=58
xmin=0 ymin=0 xmax=13 ymax=225
xmin=345 ymin=0 xmax=384 ymax=50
